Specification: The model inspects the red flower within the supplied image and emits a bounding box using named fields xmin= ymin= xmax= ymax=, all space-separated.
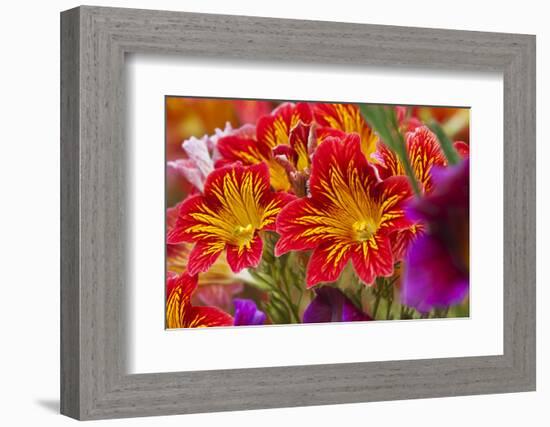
xmin=166 ymin=203 xmax=246 ymax=313
xmin=313 ymin=103 xmax=378 ymax=157
xmin=373 ymin=125 xmax=468 ymax=259
xmin=374 ymin=126 xmax=447 ymax=193
xmin=275 ymin=134 xmax=413 ymax=287
xmin=217 ymin=102 xmax=312 ymax=191
xmin=167 ymin=162 xmax=293 ymax=274
xmin=166 ymin=272 xmax=233 ymax=328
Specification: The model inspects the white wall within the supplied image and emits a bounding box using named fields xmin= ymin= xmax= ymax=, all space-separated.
xmin=0 ymin=0 xmax=546 ymax=425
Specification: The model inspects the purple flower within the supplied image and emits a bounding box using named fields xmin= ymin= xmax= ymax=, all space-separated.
xmin=303 ymin=286 xmax=372 ymax=323
xmin=402 ymin=159 xmax=470 ymax=313
xmin=233 ymin=299 xmax=266 ymax=326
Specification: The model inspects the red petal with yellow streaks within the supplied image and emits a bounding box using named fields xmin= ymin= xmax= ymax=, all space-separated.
xmin=351 ymin=235 xmax=394 ymax=285
xmin=166 ymin=194 xmax=205 ymax=244
xmin=187 ymin=306 xmax=234 ymax=327
xmin=166 ymin=272 xmax=198 ymax=329
xmin=306 ymin=241 xmax=352 ymax=287
xmin=216 ymin=134 xmax=268 ymax=166
xmin=405 ymin=126 xmax=447 ymax=193
xmin=372 ymin=141 xmax=401 ymax=180
xmin=256 ymin=102 xmax=312 ymax=152
xmin=166 ymin=203 xmax=192 ymax=274
xmin=262 ymin=191 xmax=296 ymax=231
xmin=313 ymin=103 xmax=377 ymax=156
xmin=166 ymin=271 xmax=197 ymax=302
xmin=288 ymin=121 xmax=312 ymax=171
xmin=374 ymin=176 xmax=414 ymax=233
xmin=315 ymin=126 xmax=347 ymax=145
xmin=309 ymin=133 xmax=378 ymax=203
xmin=188 ymin=241 xmax=225 ymax=275
xmin=226 ymin=233 xmax=263 ymax=273
xmin=275 ymin=198 xmax=326 ymax=256
xmin=373 ymin=126 xmax=447 ymax=194
xmin=166 ymin=272 xmax=233 ymax=328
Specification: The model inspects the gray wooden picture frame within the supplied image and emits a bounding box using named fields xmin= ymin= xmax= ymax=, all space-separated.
xmin=60 ymin=5 xmax=536 ymax=421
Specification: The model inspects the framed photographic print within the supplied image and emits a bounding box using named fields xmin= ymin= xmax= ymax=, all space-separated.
xmin=61 ymin=6 xmax=536 ymax=420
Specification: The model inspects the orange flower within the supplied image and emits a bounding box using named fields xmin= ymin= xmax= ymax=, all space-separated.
xmin=166 ymin=272 xmax=233 ymax=328
xmin=167 ymin=162 xmax=293 ymax=274
xmin=275 ymin=134 xmax=413 ymax=287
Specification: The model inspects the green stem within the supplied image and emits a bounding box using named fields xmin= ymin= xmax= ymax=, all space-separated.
xmin=371 ymin=278 xmax=385 ymax=319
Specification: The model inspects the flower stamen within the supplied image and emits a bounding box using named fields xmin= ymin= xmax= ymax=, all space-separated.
xmin=353 ymin=219 xmax=378 ymax=242
xmin=233 ymin=223 xmax=255 ymax=248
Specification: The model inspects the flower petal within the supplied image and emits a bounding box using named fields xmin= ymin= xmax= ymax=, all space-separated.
xmin=389 ymin=223 xmax=425 ymax=261
xmin=275 ymin=198 xmax=330 ymax=255
xmin=405 ymin=126 xmax=447 ymax=192
xmin=182 ymin=135 xmax=214 ymax=179
xmin=166 ymin=272 xmax=234 ymax=328
xmin=303 ymin=286 xmax=372 ymax=323
xmin=166 ymin=242 xmax=191 ymax=274
xmin=313 ymin=103 xmax=377 ymax=156
xmin=187 ymin=240 xmax=225 ymax=275
xmin=306 ymin=241 xmax=352 ymax=287
xmin=402 ymin=234 xmax=469 ymax=313
xmin=453 ymin=140 xmax=470 ymax=158
xmin=288 ymin=121 xmax=312 ymax=171
xmin=226 ymin=233 xmax=263 ymax=273
xmin=374 ymin=176 xmax=414 ymax=233
xmin=342 ymin=298 xmax=373 ymax=322
xmin=261 ymin=191 xmax=296 ymax=231
xmin=166 ymin=272 xmax=199 ymax=328
xmin=216 ymin=134 xmax=269 ymax=165
xmin=371 ymin=141 xmax=401 ymax=180
xmin=309 ymin=133 xmax=378 ymax=204
xmin=302 ymin=289 xmax=335 ymax=323
xmin=194 ymin=283 xmax=244 ymax=312
xmin=204 ymin=162 xmax=271 ymax=210
xmin=233 ymin=298 xmax=267 ymax=326
xmin=166 ymin=271 xmax=197 ymax=302
xmin=351 ymin=234 xmax=394 ymax=285
xmin=256 ymin=102 xmax=312 ymax=151
xmin=187 ymin=306 xmax=234 ymax=327
xmin=167 ymin=159 xmax=205 ymax=192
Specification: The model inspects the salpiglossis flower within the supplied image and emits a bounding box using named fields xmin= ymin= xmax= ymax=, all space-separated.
xmin=217 ymin=102 xmax=312 ymax=191
xmin=373 ymin=125 xmax=468 ymax=259
xmin=166 ymin=272 xmax=233 ymax=328
xmin=313 ymin=103 xmax=378 ymax=157
xmin=166 ymin=204 xmax=245 ymax=312
xmin=275 ymin=134 xmax=413 ymax=287
xmin=167 ymin=162 xmax=294 ymax=274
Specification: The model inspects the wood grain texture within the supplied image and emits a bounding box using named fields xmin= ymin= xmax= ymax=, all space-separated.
xmin=60 ymin=5 xmax=536 ymax=420
xmin=60 ymin=7 xmax=80 ymax=419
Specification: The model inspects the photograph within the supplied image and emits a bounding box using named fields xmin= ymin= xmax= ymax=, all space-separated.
xmin=165 ymin=98 xmax=470 ymax=328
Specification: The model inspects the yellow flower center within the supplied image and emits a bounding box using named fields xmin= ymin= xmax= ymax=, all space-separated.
xmin=352 ymin=219 xmax=378 ymax=242
xmin=233 ymin=223 xmax=255 ymax=248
